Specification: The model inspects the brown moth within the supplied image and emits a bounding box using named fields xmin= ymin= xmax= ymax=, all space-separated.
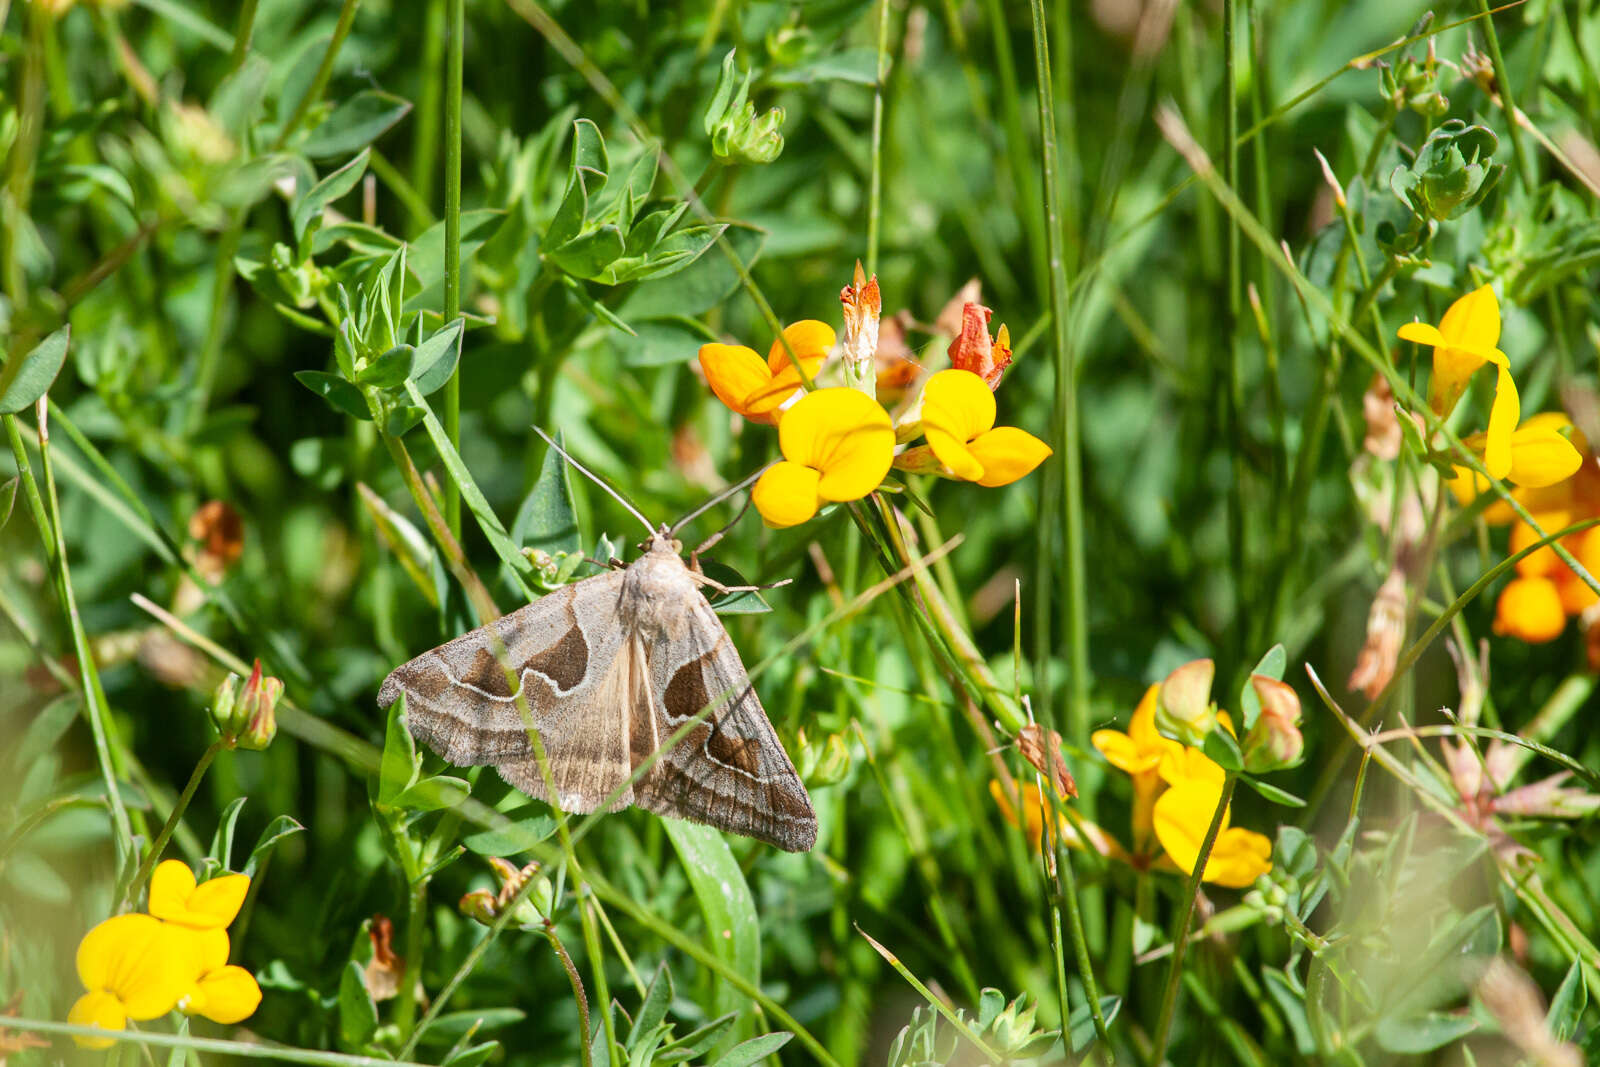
xmin=376 ymin=526 xmax=817 ymax=852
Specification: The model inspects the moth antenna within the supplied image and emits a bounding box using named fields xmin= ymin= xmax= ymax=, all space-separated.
xmin=533 ymin=427 xmax=656 ymax=536
xmin=669 ymin=465 xmax=766 ymax=538
xmin=690 ymin=493 xmax=753 ymax=563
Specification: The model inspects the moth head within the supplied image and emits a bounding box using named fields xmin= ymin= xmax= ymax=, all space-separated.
xmin=643 ymin=525 xmax=682 ymax=556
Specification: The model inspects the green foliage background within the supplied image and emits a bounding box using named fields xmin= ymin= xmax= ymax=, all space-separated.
xmin=3 ymin=0 xmax=1600 ymax=1063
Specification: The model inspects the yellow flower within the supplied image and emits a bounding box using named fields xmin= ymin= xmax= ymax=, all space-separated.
xmin=1450 ymin=411 xmax=1583 ymax=490
xmin=68 ymin=914 xmax=198 ymax=1049
xmin=1091 ymin=685 xmax=1181 ymax=854
xmin=1494 ymin=575 xmax=1566 ymax=643
xmin=1151 ymin=747 xmax=1273 ymax=889
xmin=698 ymin=321 xmax=836 ymax=423
xmin=1397 ymin=285 xmax=1520 ymax=478
xmin=751 ymin=388 xmax=893 ymax=527
xmin=148 ymin=859 xmax=249 ymax=930
xmin=900 ymin=369 xmax=1052 ymax=487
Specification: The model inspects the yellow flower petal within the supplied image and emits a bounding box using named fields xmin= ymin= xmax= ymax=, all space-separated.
xmin=1154 ymin=779 xmax=1270 ymax=887
xmin=1507 ymin=425 xmax=1583 ymax=489
xmin=1091 ymin=730 xmax=1150 ymax=775
xmin=182 ymin=966 xmax=262 ymax=1025
xmin=1438 ymin=284 xmax=1501 ymax=351
xmin=1128 ymin=684 xmax=1162 ymax=749
xmin=77 ymin=914 xmax=198 ymax=1021
xmin=1396 ymin=321 xmax=1446 ymax=347
xmin=1485 ymin=362 xmax=1520 ymax=481
xmin=698 ymin=343 xmax=773 ymax=421
xmin=752 ymin=461 xmax=822 ymax=528
xmin=967 ymin=427 xmax=1053 ymax=487
xmin=1157 ymin=744 xmax=1225 ymax=790
xmin=766 ymin=320 xmax=836 ymax=377
xmin=69 ymin=990 xmax=127 ymax=1049
xmin=924 ymin=427 xmax=985 ymax=481
xmin=1494 ymin=576 xmax=1566 ymax=643
xmin=1203 ymin=827 xmax=1275 ymax=888
xmin=149 ymin=860 xmax=249 ymax=930
xmin=921 ymin=369 xmax=996 ymax=444
xmin=779 ymin=388 xmax=893 ymax=502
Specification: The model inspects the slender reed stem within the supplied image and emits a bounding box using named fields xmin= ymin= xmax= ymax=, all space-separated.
xmin=392 ymin=876 xmax=431 ymax=1036
xmin=864 ymin=0 xmax=891 ymax=273
xmin=1473 ymin=0 xmax=1534 ymax=188
xmin=1150 ymin=773 xmax=1237 ymax=1061
xmin=122 ymin=742 xmax=222 ymax=906
xmin=1025 ymin=0 xmax=1087 ymax=739
xmin=442 ymin=0 xmax=465 ymax=539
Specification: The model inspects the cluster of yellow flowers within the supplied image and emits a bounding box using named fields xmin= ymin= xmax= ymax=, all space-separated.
xmin=68 ymin=861 xmax=261 ymax=1049
xmin=1399 ymin=285 xmax=1596 ymax=644
xmin=697 ymin=269 xmax=1052 ymax=527
xmin=993 ymin=660 xmax=1294 ymax=890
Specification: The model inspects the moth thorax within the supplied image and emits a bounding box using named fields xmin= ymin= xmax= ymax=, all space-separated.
xmin=622 ymin=553 xmax=700 ymax=638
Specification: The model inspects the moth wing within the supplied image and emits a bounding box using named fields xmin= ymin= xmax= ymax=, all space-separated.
xmin=634 ymin=598 xmax=818 ymax=852
xmin=377 ymin=569 xmax=640 ymax=812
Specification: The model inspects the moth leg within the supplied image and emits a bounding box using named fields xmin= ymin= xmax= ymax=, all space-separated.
xmin=690 ymin=572 xmax=794 ymax=596
xmin=689 ymin=495 xmax=754 ymax=570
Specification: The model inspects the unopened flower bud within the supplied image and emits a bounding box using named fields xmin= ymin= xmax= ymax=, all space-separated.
xmin=234 ymin=661 xmax=281 ymax=751
xmin=459 ymin=888 xmax=497 ymax=925
xmin=1242 ymin=675 xmax=1304 ymax=772
xmin=1156 ymin=658 xmax=1216 ymax=745
xmin=797 ymin=729 xmax=852 ymax=788
xmin=209 ymin=672 xmax=241 ymax=737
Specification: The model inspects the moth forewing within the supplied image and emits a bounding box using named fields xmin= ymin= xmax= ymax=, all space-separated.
xmin=377 ymin=529 xmax=818 ymax=851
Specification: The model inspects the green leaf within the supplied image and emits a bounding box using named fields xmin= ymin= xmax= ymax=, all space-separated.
xmin=11 ymin=694 xmax=77 ymax=774
xmin=607 ymin=223 xmax=726 ymax=284
xmin=461 ymin=806 xmax=558 ymax=856
xmin=392 ymin=774 xmax=471 ymax=811
xmin=212 ymin=154 xmax=300 ymax=211
xmin=665 ymin=821 xmax=760 ymax=1049
xmin=292 ymin=148 xmax=371 ymax=244
xmin=442 ymin=1043 xmax=499 ymax=1067
xmin=772 ymin=48 xmax=880 ymax=85
xmin=513 ymin=438 xmax=582 ymax=557
xmin=378 ymin=694 xmax=420 ymax=804
xmin=570 ymin=117 xmax=608 ymax=184
xmin=1239 ymin=644 xmax=1286 ymax=728
xmin=1374 ymin=1012 xmax=1476 ymax=1054
xmin=416 ymin=1008 xmax=526 ymax=1046
xmin=630 ymin=966 xmax=673 ymax=1046
xmin=243 ymin=815 xmax=305 ymax=879
xmin=1241 ymin=775 xmax=1305 ymax=807
xmin=1546 ymin=962 xmax=1586 ymax=1042
xmin=209 ymin=54 xmax=271 ymax=136
xmin=410 ymin=318 xmax=464 ymax=396
xmin=294 ymin=370 xmax=372 ymax=421
xmin=702 ymin=560 xmax=771 ymax=615
xmin=1067 ymin=996 xmax=1121 ymax=1053
xmin=356 ymin=344 xmax=415 ymax=388
xmin=619 ymin=222 xmax=764 ymax=320
xmin=548 ymin=224 xmax=625 ymax=280
xmin=302 ymin=90 xmax=412 ymax=160
xmin=207 ymin=796 xmax=250 ymax=872
xmin=1202 ymin=727 xmax=1243 ymax=773
xmin=409 ymin=209 xmax=503 ymax=292
xmin=0 ymin=325 xmax=71 ymax=414
xmin=0 ymin=476 xmax=19 ymax=532
xmin=338 ymin=959 xmax=378 ymax=1049
xmin=708 ymin=1033 xmax=790 ymax=1067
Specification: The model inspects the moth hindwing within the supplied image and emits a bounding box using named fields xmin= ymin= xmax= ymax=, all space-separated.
xmin=376 ymin=528 xmax=817 ymax=851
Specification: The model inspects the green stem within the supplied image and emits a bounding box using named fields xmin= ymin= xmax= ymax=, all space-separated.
xmin=122 ymin=742 xmax=221 ymax=906
xmin=7 ymin=411 xmax=136 ymax=855
xmin=442 ymin=0 xmax=464 ymax=539
xmin=1150 ymin=773 xmax=1237 ymax=1062
xmin=1026 ymin=0 xmax=1088 ymax=739
xmin=410 ymin=0 xmax=447 ymax=218
xmin=559 ymin=913 xmax=599 ymax=1067
xmin=226 ymin=0 xmax=259 ymax=68
xmin=863 ymin=0 xmax=891 ymax=274
xmin=392 ymin=875 xmax=430 ymax=1036
xmin=1473 ymin=0 xmax=1534 ymax=188
xmin=275 ymin=0 xmax=363 ymax=151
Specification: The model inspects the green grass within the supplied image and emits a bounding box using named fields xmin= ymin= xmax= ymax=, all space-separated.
xmin=3 ymin=0 xmax=1600 ymax=1064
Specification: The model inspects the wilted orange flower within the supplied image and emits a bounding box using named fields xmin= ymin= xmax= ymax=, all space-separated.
xmin=947 ymin=303 xmax=1012 ymax=390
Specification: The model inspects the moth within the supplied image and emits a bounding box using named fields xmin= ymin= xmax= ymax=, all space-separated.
xmin=376 ymin=454 xmax=817 ymax=852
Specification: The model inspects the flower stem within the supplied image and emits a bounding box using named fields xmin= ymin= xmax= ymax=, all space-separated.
xmin=1473 ymin=0 xmax=1534 ymax=188
xmin=122 ymin=741 xmax=221 ymax=906
xmin=863 ymin=0 xmax=891 ymax=274
xmin=441 ymin=0 xmax=465 ymax=539
xmin=1150 ymin=772 xmax=1237 ymax=1061
xmin=546 ymin=918 xmax=594 ymax=1067
xmin=392 ymin=875 xmax=430 ymax=1037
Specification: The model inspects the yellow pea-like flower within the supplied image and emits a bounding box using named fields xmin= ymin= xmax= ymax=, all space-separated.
xmin=752 ymin=388 xmax=894 ymax=527
xmin=1453 ymin=411 xmax=1583 ymax=490
xmin=69 ymin=914 xmax=200 ymax=1048
xmin=1397 ymin=285 xmax=1523 ymax=479
xmin=1151 ymin=746 xmax=1273 ymax=889
xmin=1091 ymin=685 xmax=1181 ymax=853
xmin=904 ymin=369 xmax=1051 ymax=487
xmin=698 ymin=320 xmax=836 ymax=423
xmin=172 ymin=924 xmax=262 ymax=1025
